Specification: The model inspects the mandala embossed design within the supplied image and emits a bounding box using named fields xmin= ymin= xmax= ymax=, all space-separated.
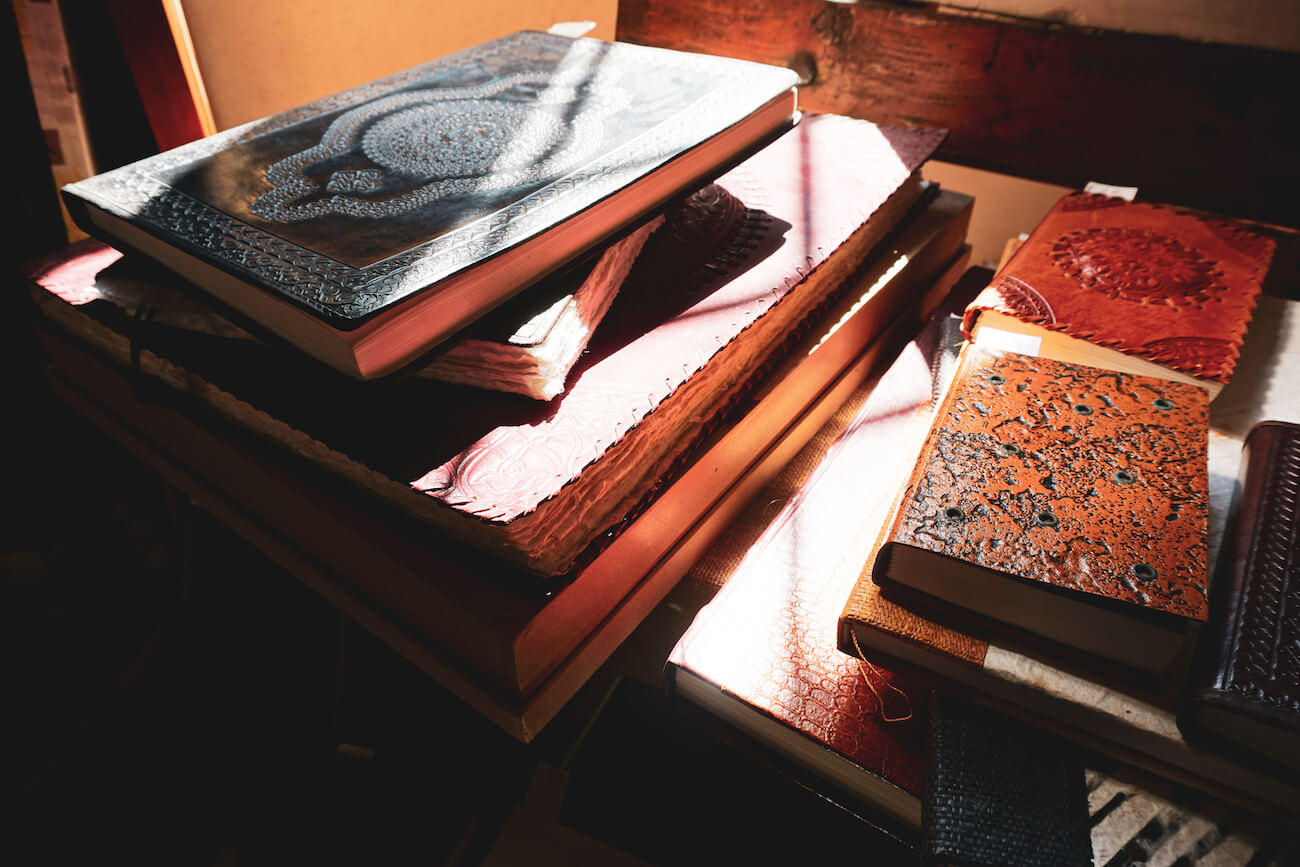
xmin=1051 ymin=227 xmax=1226 ymax=306
xmin=71 ymin=31 xmax=786 ymax=320
xmin=251 ymin=67 xmax=625 ymax=223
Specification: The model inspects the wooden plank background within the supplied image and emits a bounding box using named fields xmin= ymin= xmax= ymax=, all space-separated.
xmin=617 ymin=0 xmax=1298 ymax=229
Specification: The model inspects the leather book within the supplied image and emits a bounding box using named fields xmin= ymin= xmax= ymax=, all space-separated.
xmin=60 ymin=30 xmax=799 ymax=380
xmin=28 ymin=172 xmax=970 ymax=715
xmin=922 ymin=693 xmax=1092 ymax=867
xmin=1180 ymin=419 xmax=1300 ymax=776
xmin=867 ymin=344 xmax=1211 ymax=680
xmin=33 ymin=114 xmax=947 ymax=577
xmin=962 ymin=191 xmax=1275 ymax=399
xmin=665 ymin=295 xmax=974 ymax=836
xmin=835 ymin=294 xmax=1300 ymax=814
xmin=24 ymin=218 xmax=661 ymax=401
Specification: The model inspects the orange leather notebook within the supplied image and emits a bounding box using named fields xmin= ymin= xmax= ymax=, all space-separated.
xmin=963 ymin=192 xmax=1275 ymax=398
xmin=865 ymin=344 xmax=1210 ymax=680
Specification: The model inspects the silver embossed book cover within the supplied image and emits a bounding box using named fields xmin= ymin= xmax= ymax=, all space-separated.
xmin=61 ymin=30 xmax=799 ymax=380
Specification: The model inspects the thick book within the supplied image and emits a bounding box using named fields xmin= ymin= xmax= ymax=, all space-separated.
xmin=40 ymin=113 xmax=947 ymax=577
xmin=28 ymin=178 xmax=972 ymax=730
xmin=664 ymin=291 xmax=980 ymax=836
xmin=59 ymin=30 xmax=799 ymax=380
xmin=1180 ymin=419 xmax=1300 ymax=776
xmin=834 ymin=296 xmax=1300 ymax=814
xmin=922 ymin=693 xmax=1092 ymax=867
xmin=962 ymin=191 xmax=1275 ymax=399
xmin=32 ymin=215 xmax=661 ymax=400
xmin=412 ymin=216 xmax=661 ymax=398
xmin=865 ymin=344 xmax=1211 ymax=680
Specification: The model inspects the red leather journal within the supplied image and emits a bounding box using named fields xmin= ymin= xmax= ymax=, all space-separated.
xmin=963 ymin=191 xmax=1274 ymax=397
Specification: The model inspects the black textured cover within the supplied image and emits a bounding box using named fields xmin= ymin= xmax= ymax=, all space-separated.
xmin=1182 ymin=420 xmax=1300 ymax=771
xmin=922 ymin=693 xmax=1092 ymax=867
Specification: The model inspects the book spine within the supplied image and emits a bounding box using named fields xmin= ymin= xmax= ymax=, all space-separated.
xmin=868 ymin=340 xmax=976 ymax=588
xmin=1187 ymin=420 xmax=1300 ymax=735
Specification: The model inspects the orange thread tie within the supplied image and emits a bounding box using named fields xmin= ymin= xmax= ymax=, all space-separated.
xmin=850 ymin=630 xmax=913 ymax=723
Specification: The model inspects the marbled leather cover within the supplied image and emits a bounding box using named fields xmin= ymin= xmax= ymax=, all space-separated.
xmin=922 ymin=693 xmax=1092 ymax=867
xmin=962 ymin=191 xmax=1275 ymax=385
xmin=878 ymin=345 xmax=1211 ymax=625
xmin=61 ymin=31 xmax=798 ymax=326
xmin=1183 ymin=420 xmax=1300 ymax=765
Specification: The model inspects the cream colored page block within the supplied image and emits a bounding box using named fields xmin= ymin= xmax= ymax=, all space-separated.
xmin=178 ymin=0 xmax=618 ymax=130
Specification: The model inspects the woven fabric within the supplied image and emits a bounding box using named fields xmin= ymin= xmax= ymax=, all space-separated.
xmin=922 ymin=693 xmax=1092 ymax=867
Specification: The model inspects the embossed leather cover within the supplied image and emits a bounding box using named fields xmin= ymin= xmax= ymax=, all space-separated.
xmin=35 ymin=115 xmax=947 ymax=577
xmin=60 ymin=30 xmax=798 ymax=378
xmin=1181 ymin=420 xmax=1300 ymax=774
xmin=922 ymin=692 xmax=1092 ymax=867
xmin=839 ymin=299 xmax=1300 ymax=812
xmin=962 ymin=191 xmax=1274 ymax=386
xmin=868 ymin=345 xmax=1211 ymax=677
xmin=24 ymin=217 xmax=661 ymax=401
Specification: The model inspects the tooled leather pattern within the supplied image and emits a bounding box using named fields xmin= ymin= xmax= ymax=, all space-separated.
xmin=412 ymin=115 xmax=939 ymax=524
xmin=894 ymin=346 xmax=1211 ymax=620
xmin=1224 ymin=425 xmax=1300 ymax=713
xmin=1138 ymin=336 xmax=1234 ymax=372
xmin=965 ymin=192 xmax=1274 ymax=385
xmin=1050 ymin=227 xmax=1227 ymax=307
xmin=988 ymin=274 xmax=1056 ymax=324
xmin=1056 ymin=191 xmax=1130 ymax=212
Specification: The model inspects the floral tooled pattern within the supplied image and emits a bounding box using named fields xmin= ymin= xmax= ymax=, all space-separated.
xmin=660 ymin=183 xmax=748 ymax=253
xmin=1139 ymin=336 xmax=1234 ymax=381
xmin=1051 ymin=227 xmax=1226 ymax=307
xmin=991 ymin=274 xmax=1056 ymax=323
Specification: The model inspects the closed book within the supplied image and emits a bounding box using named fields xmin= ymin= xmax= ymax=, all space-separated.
xmin=37 ymin=113 xmax=947 ymax=578
xmin=962 ymin=191 xmax=1275 ymax=399
xmin=27 ymin=215 xmax=662 ymax=401
xmin=1181 ymin=419 xmax=1300 ymax=776
xmin=28 ymin=172 xmax=970 ymax=727
xmin=922 ymin=692 xmax=1092 ymax=867
xmin=867 ymin=344 xmax=1211 ymax=680
xmin=835 ymin=296 xmax=1300 ymax=813
xmin=60 ymin=30 xmax=799 ymax=380
xmin=665 ymin=290 xmax=980 ymax=836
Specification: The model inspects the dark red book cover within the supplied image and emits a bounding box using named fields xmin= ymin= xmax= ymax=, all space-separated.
xmin=1182 ymin=420 xmax=1300 ymax=775
xmin=962 ymin=191 xmax=1274 ymax=386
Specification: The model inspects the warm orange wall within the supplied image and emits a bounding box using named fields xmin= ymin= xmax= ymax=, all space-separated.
xmin=179 ymin=0 xmax=618 ymax=130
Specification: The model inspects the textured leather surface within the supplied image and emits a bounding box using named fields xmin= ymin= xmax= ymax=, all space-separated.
xmin=405 ymin=116 xmax=944 ymax=572
xmin=879 ymin=344 xmax=1211 ymax=623
xmin=962 ymin=191 xmax=1274 ymax=385
xmin=668 ymin=299 xmax=979 ymax=801
xmin=1185 ymin=420 xmax=1300 ymax=759
xmin=39 ymin=115 xmax=947 ymax=575
xmin=63 ymin=31 xmax=800 ymax=319
xmin=843 ymin=565 xmax=989 ymax=668
xmin=922 ymin=692 xmax=1092 ymax=867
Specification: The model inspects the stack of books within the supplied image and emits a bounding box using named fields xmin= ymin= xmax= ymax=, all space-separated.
xmin=666 ymin=191 xmax=1300 ymax=858
xmin=26 ymin=30 xmax=970 ymax=738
